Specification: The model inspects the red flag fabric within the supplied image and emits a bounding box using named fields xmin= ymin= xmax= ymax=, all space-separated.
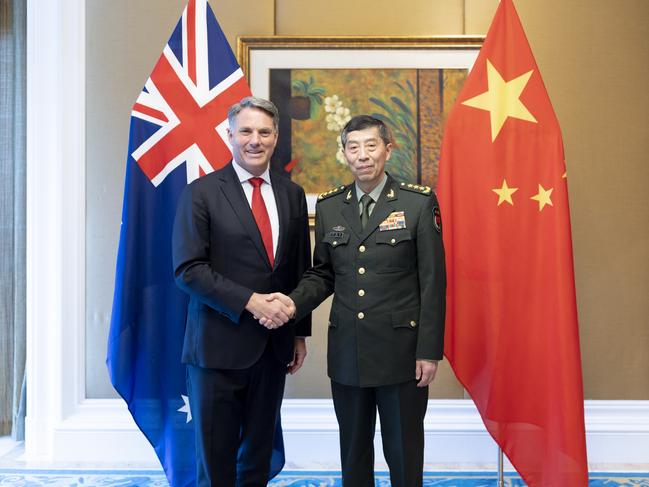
xmin=437 ymin=0 xmax=588 ymax=485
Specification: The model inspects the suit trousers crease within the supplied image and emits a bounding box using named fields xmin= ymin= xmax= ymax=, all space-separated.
xmin=331 ymin=379 xmax=428 ymax=487
xmin=188 ymin=340 xmax=286 ymax=487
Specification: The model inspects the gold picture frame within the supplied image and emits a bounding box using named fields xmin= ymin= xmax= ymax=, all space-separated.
xmin=237 ymin=36 xmax=483 ymax=219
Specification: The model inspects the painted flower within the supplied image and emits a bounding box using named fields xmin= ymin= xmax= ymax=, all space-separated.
xmin=324 ymin=94 xmax=352 ymax=165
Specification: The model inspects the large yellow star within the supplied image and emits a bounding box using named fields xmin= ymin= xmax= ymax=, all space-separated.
xmin=530 ymin=184 xmax=554 ymax=211
xmin=492 ymin=179 xmax=518 ymax=206
xmin=462 ymin=59 xmax=537 ymax=142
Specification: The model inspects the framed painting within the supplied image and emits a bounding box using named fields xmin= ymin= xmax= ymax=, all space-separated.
xmin=237 ymin=36 xmax=483 ymax=216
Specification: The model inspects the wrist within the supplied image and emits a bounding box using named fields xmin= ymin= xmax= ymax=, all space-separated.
xmin=244 ymin=292 xmax=260 ymax=312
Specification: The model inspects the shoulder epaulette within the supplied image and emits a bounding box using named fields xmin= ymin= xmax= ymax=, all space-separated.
xmin=318 ymin=185 xmax=347 ymax=201
xmin=399 ymin=182 xmax=432 ymax=195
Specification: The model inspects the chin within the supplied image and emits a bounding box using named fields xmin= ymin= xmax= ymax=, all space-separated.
xmin=359 ymin=174 xmax=378 ymax=181
xmin=244 ymin=159 xmax=267 ymax=167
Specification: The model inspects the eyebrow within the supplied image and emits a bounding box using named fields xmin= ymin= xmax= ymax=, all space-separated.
xmin=347 ymin=137 xmax=379 ymax=144
xmin=237 ymin=126 xmax=274 ymax=131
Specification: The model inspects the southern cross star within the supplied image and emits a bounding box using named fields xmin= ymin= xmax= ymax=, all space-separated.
xmin=178 ymin=394 xmax=192 ymax=423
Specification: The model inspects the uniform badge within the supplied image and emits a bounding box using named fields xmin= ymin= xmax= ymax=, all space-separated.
xmin=333 ymin=225 xmax=345 ymax=232
xmin=379 ymin=211 xmax=406 ymax=231
xmin=433 ymin=206 xmax=442 ymax=234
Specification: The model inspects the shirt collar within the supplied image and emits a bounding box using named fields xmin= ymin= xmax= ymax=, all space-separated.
xmin=232 ymin=160 xmax=272 ymax=185
xmin=355 ymin=173 xmax=388 ymax=202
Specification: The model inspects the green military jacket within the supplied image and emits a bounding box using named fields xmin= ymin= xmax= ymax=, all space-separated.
xmin=291 ymin=174 xmax=446 ymax=387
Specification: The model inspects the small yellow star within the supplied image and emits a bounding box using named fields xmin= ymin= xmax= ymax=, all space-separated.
xmin=530 ymin=184 xmax=554 ymax=211
xmin=462 ymin=59 xmax=537 ymax=142
xmin=492 ymin=179 xmax=518 ymax=206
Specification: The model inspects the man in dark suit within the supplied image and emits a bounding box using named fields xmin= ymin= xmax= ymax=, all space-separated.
xmin=172 ymin=96 xmax=311 ymax=487
xmin=268 ymin=115 xmax=446 ymax=487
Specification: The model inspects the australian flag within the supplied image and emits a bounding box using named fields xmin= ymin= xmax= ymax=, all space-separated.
xmin=107 ymin=1 xmax=283 ymax=485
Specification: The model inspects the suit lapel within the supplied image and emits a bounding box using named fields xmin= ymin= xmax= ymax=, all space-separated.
xmin=270 ymin=173 xmax=289 ymax=269
xmin=218 ymin=162 xmax=271 ymax=267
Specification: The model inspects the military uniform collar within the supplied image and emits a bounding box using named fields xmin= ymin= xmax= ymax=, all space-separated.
xmin=383 ymin=174 xmax=398 ymax=201
xmin=341 ymin=173 xmax=399 ymax=205
xmin=354 ymin=173 xmax=388 ymax=203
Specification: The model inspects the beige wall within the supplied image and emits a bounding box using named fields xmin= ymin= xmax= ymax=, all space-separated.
xmin=86 ymin=0 xmax=649 ymax=399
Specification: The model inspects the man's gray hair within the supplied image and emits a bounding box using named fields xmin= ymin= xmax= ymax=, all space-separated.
xmin=227 ymin=96 xmax=279 ymax=131
xmin=340 ymin=115 xmax=392 ymax=147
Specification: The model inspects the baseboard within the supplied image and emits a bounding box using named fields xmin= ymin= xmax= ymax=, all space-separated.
xmin=22 ymin=399 xmax=649 ymax=469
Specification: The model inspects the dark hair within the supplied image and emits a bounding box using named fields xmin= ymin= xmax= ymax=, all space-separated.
xmin=227 ymin=96 xmax=279 ymax=131
xmin=340 ymin=115 xmax=392 ymax=147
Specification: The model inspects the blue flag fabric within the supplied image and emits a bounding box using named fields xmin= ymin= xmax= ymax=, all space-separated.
xmin=106 ymin=1 xmax=284 ymax=485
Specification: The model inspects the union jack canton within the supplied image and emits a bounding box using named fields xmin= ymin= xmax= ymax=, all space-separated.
xmin=132 ymin=0 xmax=250 ymax=186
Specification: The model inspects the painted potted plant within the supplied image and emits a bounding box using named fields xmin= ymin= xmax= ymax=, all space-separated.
xmin=289 ymin=76 xmax=325 ymax=120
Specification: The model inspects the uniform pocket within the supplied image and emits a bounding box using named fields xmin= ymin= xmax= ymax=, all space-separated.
xmin=322 ymin=232 xmax=350 ymax=274
xmin=375 ymin=230 xmax=415 ymax=273
xmin=376 ymin=230 xmax=412 ymax=246
xmin=391 ymin=307 xmax=419 ymax=330
xmin=322 ymin=232 xmax=350 ymax=248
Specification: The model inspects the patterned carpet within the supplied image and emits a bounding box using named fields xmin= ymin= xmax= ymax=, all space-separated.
xmin=0 ymin=470 xmax=648 ymax=486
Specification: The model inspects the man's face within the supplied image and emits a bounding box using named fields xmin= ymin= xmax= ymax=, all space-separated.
xmin=227 ymin=107 xmax=278 ymax=176
xmin=343 ymin=126 xmax=392 ymax=189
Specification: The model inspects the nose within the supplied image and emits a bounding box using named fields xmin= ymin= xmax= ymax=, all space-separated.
xmin=358 ymin=146 xmax=369 ymax=160
xmin=249 ymin=131 xmax=261 ymax=145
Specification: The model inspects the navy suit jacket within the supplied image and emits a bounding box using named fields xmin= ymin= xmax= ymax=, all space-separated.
xmin=172 ymin=162 xmax=312 ymax=369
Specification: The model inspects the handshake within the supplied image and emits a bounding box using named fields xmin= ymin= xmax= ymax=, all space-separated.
xmin=246 ymin=292 xmax=296 ymax=330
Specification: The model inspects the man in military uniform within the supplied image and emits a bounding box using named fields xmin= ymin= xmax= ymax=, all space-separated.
xmin=268 ymin=115 xmax=446 ymax=487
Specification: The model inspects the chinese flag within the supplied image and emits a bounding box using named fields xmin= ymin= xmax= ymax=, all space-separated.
xmin=437 ymin=0 xmax=588 ymax=485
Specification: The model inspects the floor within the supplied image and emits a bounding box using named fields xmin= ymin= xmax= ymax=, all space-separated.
xmin=1 ymin=439 xmax=647 ymax=486
xmin=0 ymin=469 xmax=648 ymax=486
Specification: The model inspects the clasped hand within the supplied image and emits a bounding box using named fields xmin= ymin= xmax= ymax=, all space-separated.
xmin=245 ymin=292 xmax=296 ymax=329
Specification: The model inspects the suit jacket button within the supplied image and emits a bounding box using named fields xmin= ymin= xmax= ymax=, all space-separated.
xmin=410 ymin=320 xmax=417 ymax=328
xmin=358 ymin=267 xmax=366 ymax=275
xmin=358 ymin=289 xmax=365 ymax=297
xmin=359 ymin=245 xmax=366 ymax=252
xmin=390 ymin=238 xmax=396 ymax=244
xmin=333 ymin=241 xmax=338 ymax=246
xmin=358 ymin=312 xmax=365 ymax=319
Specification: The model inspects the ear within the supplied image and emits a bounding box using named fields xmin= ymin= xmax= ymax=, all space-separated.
xmin=385 ymin=142 xmax=393 ymax=161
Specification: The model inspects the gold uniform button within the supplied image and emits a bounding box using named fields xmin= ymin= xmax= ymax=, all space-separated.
xmin=359 ymin=245 xmax=366 ymax=253
xmin=390 ymin=238 xmax=396 ymax=244
xmin=410 ymin=320 xmax=417 ymax=328
xmin=358 ymin=289 xmax=365 ymax=297
xmin=358 ymin=312 xmax=365 ymax=319
xmin=358 ymin=267 xmax=366 ymax=275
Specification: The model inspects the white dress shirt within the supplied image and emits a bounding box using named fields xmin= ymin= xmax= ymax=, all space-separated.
xmin=231 ymin=161 xmax=279 ymax=257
